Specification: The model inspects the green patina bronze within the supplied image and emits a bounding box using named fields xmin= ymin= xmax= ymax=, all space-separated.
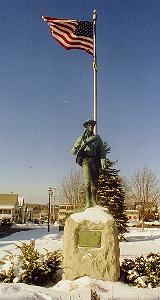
xmin=78 ymin=230 xmax=101 ymax=248
xmin=71 ymin=119 xmax=106 ymax=208
xmin=73 ymin=208 xmax=85 ymax=213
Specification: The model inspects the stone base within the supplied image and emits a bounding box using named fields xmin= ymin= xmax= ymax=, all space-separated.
xmin=63 ymin=206 xmax=120 ymax=281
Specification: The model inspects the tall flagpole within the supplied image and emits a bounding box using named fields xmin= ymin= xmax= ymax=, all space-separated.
xmin=93 ymin=9 xmax=97 ymax=134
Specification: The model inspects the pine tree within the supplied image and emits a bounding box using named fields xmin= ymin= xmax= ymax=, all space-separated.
xmin=97 ymin=142 xmax=128 ymax=238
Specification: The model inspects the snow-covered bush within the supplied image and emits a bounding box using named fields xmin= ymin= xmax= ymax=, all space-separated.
xmin=121 ymin=252 xmax=160 ymax=288
xmin=0 ymin=241 xmax=62 ymax=286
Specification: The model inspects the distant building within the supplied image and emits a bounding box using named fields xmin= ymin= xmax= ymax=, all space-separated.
xmin=18 ymin=196 xmax=25 ymax=207
xmin=53 ymin=205 xmax=59 ymax=221
xmin=26 ymin=204 xmax=48 ymax=223
xmin=58 ymin=203 xmax=74 ymax=223
xmin=125 ymin=209 xmax=139 ymax=222
xmin=0 ymin=193 xmax=20 ymax=224
xmin=18 ymin=196 xmax=27 ymax=223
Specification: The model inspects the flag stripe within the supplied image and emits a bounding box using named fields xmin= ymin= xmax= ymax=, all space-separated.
xmin=42 ymin=16 xmax=93 ymax=55
xmin=51 ymin=37 xmax=92 ymax=55
xmin=51 ymin=30 xmax=93 ymax=54
xmin=52 ymin=24 xmax=77 ymax=37
xmin=49 ymin=22 xmax=77 ymax=34
xmin=43 ymin=16 xmax=77 ymax=22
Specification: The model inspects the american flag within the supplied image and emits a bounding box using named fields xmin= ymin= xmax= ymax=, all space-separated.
xmin=42 ymin=16 xmax=93 ymax=55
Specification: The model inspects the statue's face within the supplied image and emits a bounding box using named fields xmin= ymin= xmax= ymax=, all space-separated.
xmin=86 ymin=124 xmax=94 ymax=134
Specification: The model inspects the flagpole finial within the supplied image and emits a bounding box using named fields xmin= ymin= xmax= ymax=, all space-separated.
xmin=93 ymin=10 xmax=97 ymax=20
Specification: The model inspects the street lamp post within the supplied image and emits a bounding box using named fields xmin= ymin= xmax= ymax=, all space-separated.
xmin=52 ymin=188 xmax=56 ymax=222
xmin=48 ymin=187 xmax=53 ymax=232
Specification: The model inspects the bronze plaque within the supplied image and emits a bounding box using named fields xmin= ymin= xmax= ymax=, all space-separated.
xmin=78 ymin=230 xmax=101 ymax=248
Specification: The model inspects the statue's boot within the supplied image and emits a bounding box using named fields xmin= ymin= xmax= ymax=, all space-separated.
xmin=85 ymin=196 xmax=92 ymax=208
xmin=92 ymin=198 xmax=96 ymax=207
xmin=85 ymin=201 xmax=91 ymax=208
xmin=85 ymin=188 xmax=92 ymax=208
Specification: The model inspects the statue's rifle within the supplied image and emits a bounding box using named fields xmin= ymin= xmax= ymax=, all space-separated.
xmin=76 ymin=133 xmax=98 ymax=166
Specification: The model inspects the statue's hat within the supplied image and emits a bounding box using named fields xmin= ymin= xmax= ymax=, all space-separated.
xmin=83 ymin=119 xmax=96 ymax=128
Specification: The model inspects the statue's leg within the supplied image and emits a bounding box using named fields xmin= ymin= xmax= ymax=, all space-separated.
xmin=90 ymin=159 xmax=100 ymax=206
xmin=82 ymin=159 xmax=92 ymax=208
xmin=91 ymin=184 xmax=97 ymax=206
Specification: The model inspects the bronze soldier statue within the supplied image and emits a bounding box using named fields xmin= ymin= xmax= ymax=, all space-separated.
xmin=71 ymin=119 xmax=106 ymax=208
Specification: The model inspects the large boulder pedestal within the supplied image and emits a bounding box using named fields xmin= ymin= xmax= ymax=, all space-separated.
xmin=63 ymin=206 xmax=120 ymax=281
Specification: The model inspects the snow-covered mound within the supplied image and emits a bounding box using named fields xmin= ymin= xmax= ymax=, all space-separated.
xmin=0 ymin=226 xmax=159 ymax=299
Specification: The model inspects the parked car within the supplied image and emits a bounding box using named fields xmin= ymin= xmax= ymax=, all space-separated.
xmin=0 ymin=217 xmax=13 ymax=228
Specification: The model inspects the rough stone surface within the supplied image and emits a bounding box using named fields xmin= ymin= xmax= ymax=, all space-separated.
xmin=63 ymin=206 xmax=120 ymax=281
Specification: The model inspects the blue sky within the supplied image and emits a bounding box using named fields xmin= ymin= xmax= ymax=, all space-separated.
xmin=0 ymin=0 xmax=160 ymax=203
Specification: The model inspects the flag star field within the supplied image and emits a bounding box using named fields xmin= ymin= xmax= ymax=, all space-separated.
xmin=75 ymin=21 xmax=93 ymax=38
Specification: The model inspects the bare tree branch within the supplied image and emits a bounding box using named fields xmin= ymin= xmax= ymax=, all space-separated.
xmin=125 ymin=167 xmax=160 ymax=220
xmin=57 ymin=170 xmax=84 ymax=207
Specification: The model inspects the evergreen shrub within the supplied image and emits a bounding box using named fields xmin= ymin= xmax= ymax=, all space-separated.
xmin=0 ymin=241 xmax=62 ymax=286
xmin=121 ymin=252 xmax=160 ymax=288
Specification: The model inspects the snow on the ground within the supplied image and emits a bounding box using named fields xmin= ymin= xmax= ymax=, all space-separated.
xmin=0 ymin=223 xmax=160 ymax=300
xmin=120 ymin=227 xmax=160 ymax=263
xmin=0 ymin=275 xmax=160 ymax=300
xmin=0 ymin=225 xmax=63 ymax=259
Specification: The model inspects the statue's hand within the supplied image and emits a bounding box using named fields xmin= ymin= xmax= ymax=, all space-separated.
xmin=101 ymin=159 xmax=106 ymax=170
xmin=81 ymin=141 xmax=85 ymax=147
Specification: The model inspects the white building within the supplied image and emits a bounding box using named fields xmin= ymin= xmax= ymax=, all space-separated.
xmin=0 ymin=193 xmax=20 ymax=225
xmin=125 ymin=209 xmax=139 ymax=222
